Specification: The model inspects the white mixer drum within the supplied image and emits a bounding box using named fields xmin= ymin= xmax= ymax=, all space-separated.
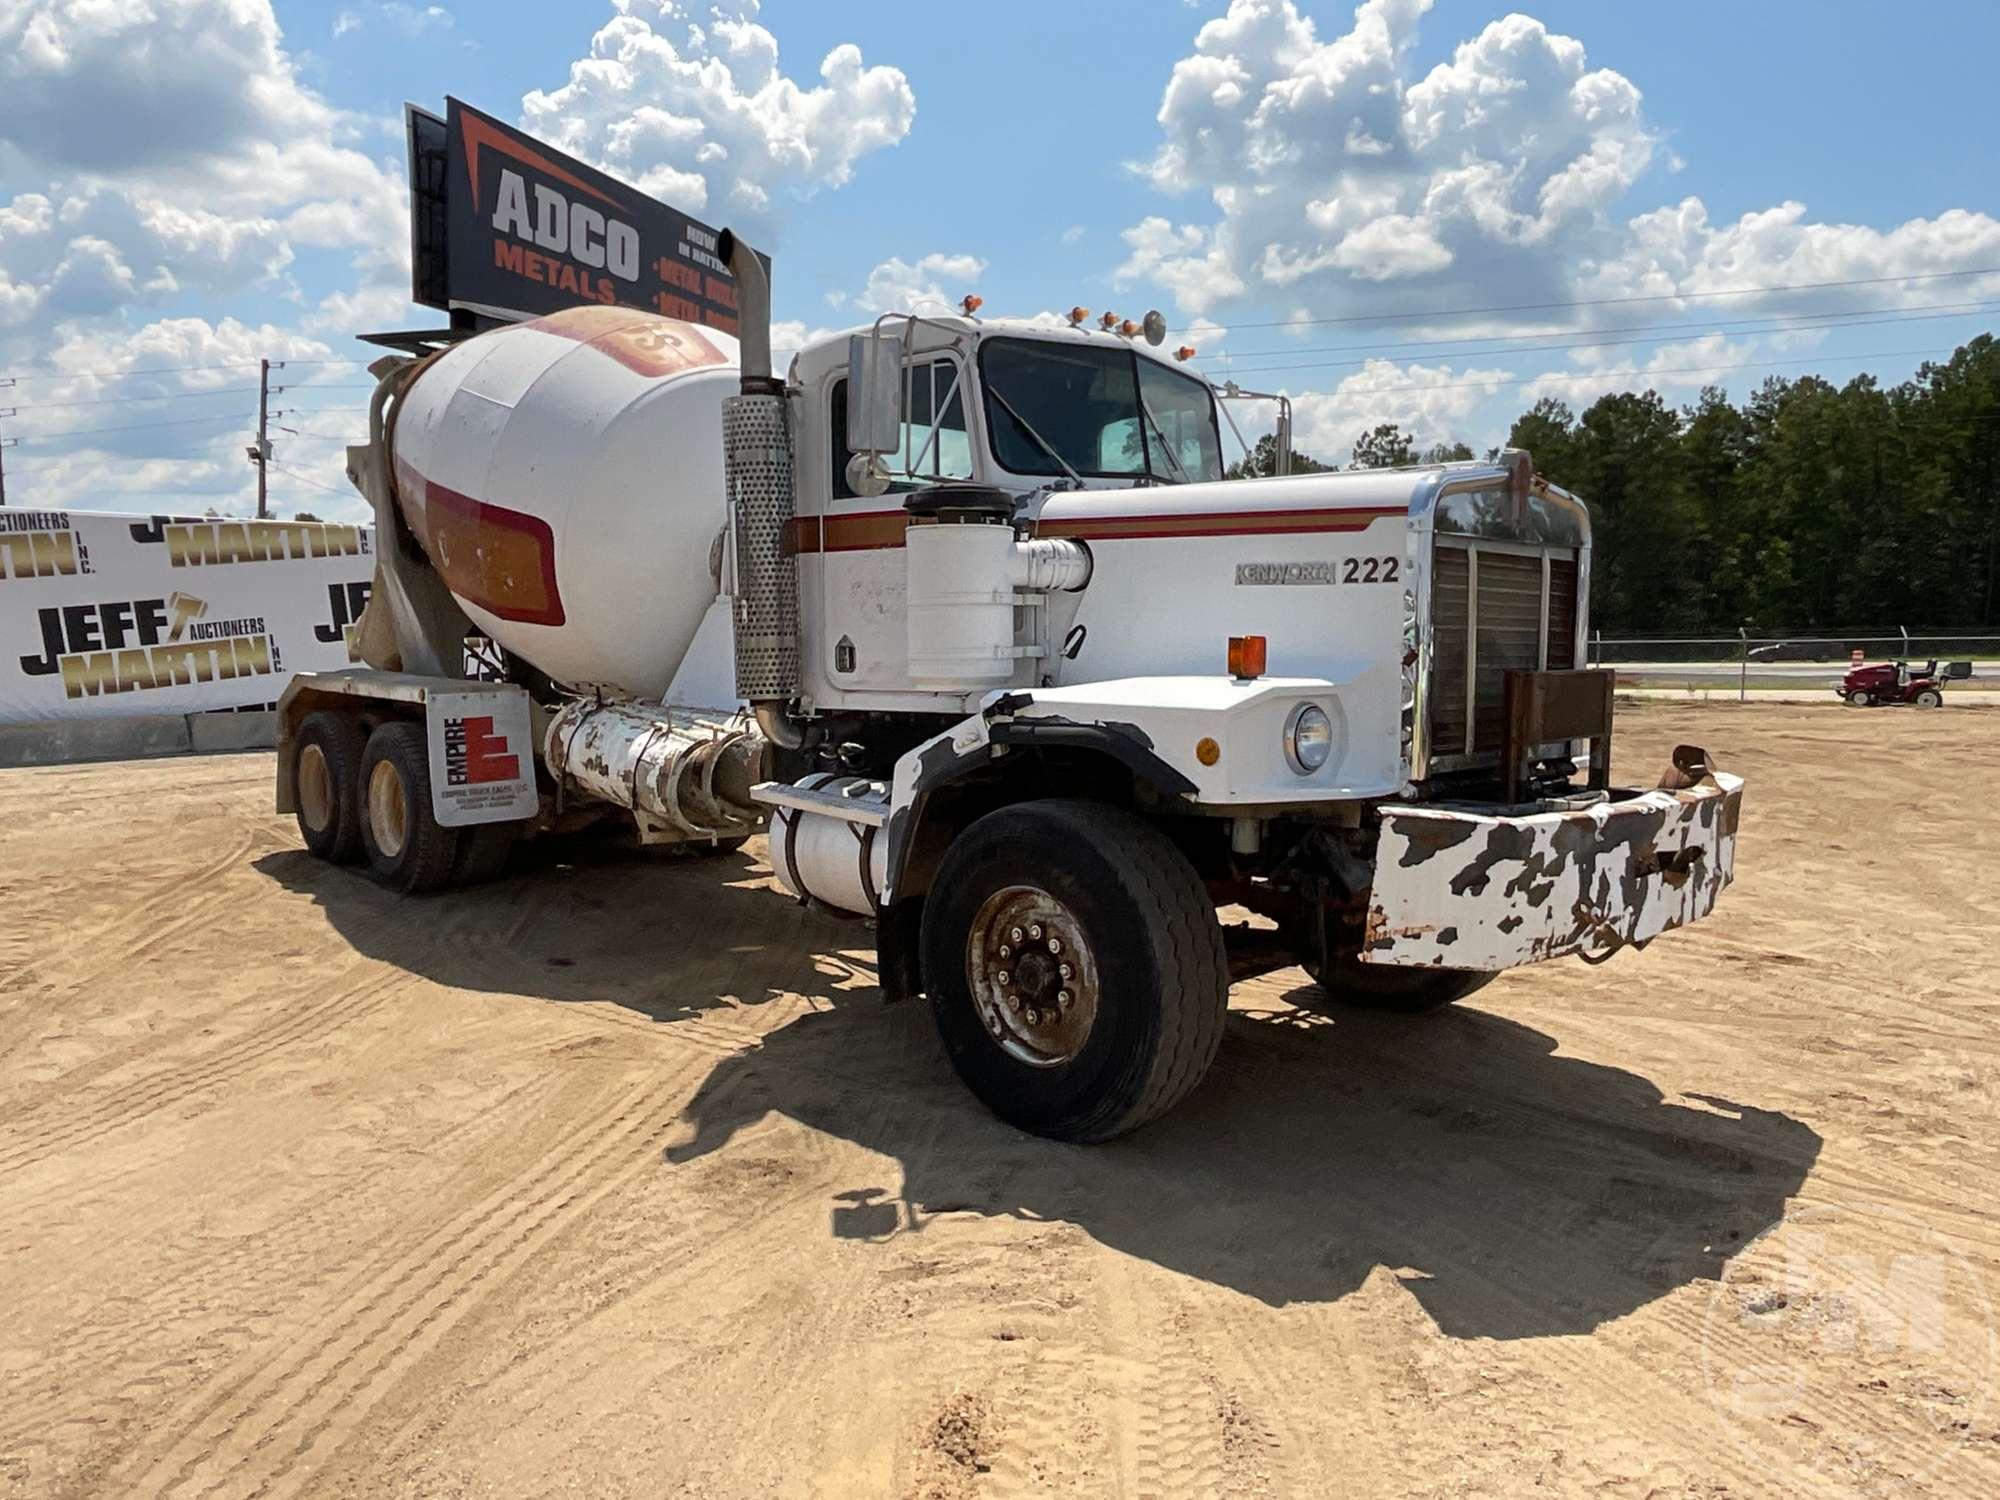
xmin=390 ymin=305 xmax=740 ymax=697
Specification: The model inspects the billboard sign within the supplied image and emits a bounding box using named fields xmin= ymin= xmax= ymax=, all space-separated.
xmin=407 ymin=96 xmax=748 ymax=336
xmin=1 ymin=510 xmax=375 ymax=723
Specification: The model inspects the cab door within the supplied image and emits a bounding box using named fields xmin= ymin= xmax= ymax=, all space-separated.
xmin=804 ymin=355 xmax=975 ymax=701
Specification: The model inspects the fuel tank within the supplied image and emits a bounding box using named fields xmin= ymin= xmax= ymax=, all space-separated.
xmin=389 ymin=305 xmax=739 ymax=697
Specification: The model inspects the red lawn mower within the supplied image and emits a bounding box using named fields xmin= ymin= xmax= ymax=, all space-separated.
xmin=1836 ymin=658 xmax=1973 ymax=707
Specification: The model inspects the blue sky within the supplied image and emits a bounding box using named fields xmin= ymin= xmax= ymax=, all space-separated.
xmin=3 ymin=0 xmax=1997 ymax=518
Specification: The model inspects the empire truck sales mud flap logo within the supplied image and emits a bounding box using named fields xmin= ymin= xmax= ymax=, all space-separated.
xmin=1700 ymin=1199 xmax=1996 ymax=1491
xmin=18 ymin=591 xmax=281 ymax=700
xmin=129 ymin=515 xmax=370 ymax=567
xmin=423 ymin=689 xmax=537 ymax=826
xmin=0 ymin=511 xmax=91 ymax=581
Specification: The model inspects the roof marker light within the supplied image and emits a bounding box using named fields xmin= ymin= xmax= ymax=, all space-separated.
xmin=1174 ymin=345 xmax=1197 ymax=362
xmin=1098 ymin=311 xmax=1119 ymax=331
xmin=960 ymin=295 xmax=984 ymax=316
xmin=1118 ymin=319 xmax=1142 ymax=338
xmin=1068 ymin=306 xmax=1091 ymax=327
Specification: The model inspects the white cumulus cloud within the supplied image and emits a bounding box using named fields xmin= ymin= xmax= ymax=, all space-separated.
xmin=518 ymin=0 xmax=915 ymax=238
xmin=1121 ymin=0 xmax=2000 ymax=335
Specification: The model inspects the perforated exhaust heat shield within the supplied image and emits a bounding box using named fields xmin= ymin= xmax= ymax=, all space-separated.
xmin=725 ymin=391 xmax=800 ymax=702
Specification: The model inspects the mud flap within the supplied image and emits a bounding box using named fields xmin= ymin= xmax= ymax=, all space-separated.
xmin=1366 ymin=765 xmax=1744 ymax=969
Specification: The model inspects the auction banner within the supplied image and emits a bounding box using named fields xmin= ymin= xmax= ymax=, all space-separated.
xmin=0 ymin=509 xmax=374 ymax=723
xmin=441 ymin=96 xmax=751 ymax=334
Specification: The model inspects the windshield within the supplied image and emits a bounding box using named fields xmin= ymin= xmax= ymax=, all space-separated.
xmin=979 ymin=337 xmax=1223 ymax=483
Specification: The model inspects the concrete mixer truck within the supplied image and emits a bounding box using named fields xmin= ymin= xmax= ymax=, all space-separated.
xmin=275 ymin=233 xmax=1745 ymax=1142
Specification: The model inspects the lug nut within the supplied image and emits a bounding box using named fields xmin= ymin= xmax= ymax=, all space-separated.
xmin=1057 ymin=990 xmax=1073 ymax=1010
xmin=1024 ymin=1007 xmax=1041 ymax=1025
xmin=1010 ymin=926 xmax=1024 ymax=943
xmin=1059 ymin=963 xmax=1073 ymax=979
xmin=997 ymin=971 xmax=1010 ymax=986
xmin=1029 ymin=924 xmax=1043 ymax=940
xmin=999 ymin=944 xmax=1011 ymax=959
xmin=1047 ymin=937 xmax=1061 ymax=954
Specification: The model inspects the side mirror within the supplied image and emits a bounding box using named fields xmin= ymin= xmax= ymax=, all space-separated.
xmin=846 ymin=332 xmax=904 ymax=456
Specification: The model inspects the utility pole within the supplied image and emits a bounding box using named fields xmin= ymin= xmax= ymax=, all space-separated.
xmin=0 ymin=405 xmax=15 ymax=507
xmin=254 ymin=358 xmax=270 ymax=519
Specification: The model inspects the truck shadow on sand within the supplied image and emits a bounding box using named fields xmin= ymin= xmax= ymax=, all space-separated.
xmin=259 ymin=845 xmax=1822 ymax=1338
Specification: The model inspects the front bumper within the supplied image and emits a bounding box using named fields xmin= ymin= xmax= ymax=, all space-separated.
xmin=1363 ymin=766 xmax=1743 ymax=970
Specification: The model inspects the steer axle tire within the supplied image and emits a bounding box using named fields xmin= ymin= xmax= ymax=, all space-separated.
xmin=358 ymin=721 xmax=462 ymax=894
xmin=921 ymin=799 xmax=1228 ymax=1144
xmin=1297 ymin=949 xmax=1496 ymax=1015
xmin=294 ymin=711 xmax=366 ymax=865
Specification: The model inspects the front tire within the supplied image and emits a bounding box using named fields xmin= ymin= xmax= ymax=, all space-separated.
xmin=1914 ymin=688 xmax=1943 ymax=708
xmin=1296 ymin=951 xmax=1496 ymax=1015
xmin=920 ymin=800 xmax=1228 ymax=1143
xmin=1850 ymin=691 xmax=1874 ymax=707
xmin=358 ymin=721 xmax=462 ymax=894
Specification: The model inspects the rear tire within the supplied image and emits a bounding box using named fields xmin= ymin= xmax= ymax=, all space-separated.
xmin=1297 ymin=949 xmax=1496 ymax=1015
xmin=921 ymin=800 xmax=1228 ymax=1143
xmin=294 ymin=712 xmax=365 ymax=864
xmin=358 ymin=721 xmax=462 ymax=894
xmin=450 ymin=822 xmax=518 ymax=886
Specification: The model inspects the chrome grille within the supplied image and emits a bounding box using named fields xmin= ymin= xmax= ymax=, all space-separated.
xmin=1428 ymin=539 xmax=1580 ymax=763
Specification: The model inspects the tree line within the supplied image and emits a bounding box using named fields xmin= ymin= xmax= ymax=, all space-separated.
xmin=1230 ymin=333 xmax=2000 ymax=634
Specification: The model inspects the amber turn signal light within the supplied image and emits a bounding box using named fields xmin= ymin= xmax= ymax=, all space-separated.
xmin=1228 ymin=635 xmax=1267 ymax=680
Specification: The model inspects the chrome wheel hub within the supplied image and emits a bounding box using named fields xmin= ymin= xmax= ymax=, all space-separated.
xmin=367 ymin=760 xmax=408 ymax=859
xmin=298 ymin=744 xmax=334 ymax=832
xmin=967 ymin=885 xmax=1100 ymax=1068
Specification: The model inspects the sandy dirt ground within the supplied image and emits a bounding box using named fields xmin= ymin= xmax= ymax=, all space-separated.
xmin=2 ymin=702 xmax=1997 ymax=1499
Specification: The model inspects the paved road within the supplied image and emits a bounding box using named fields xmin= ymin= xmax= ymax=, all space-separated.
xmin=1607 ymin=658 xmax=1999 ymax=685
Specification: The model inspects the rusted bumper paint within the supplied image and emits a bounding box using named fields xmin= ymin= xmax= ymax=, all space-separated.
xmin=1363 ymin=772 xmax=1744 ymax=969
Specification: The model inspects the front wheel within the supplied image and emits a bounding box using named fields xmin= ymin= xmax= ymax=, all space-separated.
xmin=1914 ymin=688 xmax=1943 ymax=709
xmin=921 ymin=800 xmax=1228 ymax=1143
xmin=1297 ymin=950 xmax=1496 ymax=1015
xmin=1849 ymin=690 xmax=1874 ymax=707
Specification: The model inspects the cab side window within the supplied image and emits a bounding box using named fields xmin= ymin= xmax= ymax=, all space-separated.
xmin=832 ymin=358 xmax=972 ymax=499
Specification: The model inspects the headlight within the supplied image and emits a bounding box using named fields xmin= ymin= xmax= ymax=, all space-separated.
xmin=1284 ymin=701 xmax=1333 ymax=776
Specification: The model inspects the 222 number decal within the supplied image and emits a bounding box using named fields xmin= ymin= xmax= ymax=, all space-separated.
xmin=1342 ymin=555 xmax=1400 ymax=583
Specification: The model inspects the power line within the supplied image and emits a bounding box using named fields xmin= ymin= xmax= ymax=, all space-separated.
xmin=5 ymin=385 xmax=262 ymax=411
xmin=12 ymin=412 xmax=249 ymax=443
xmin=1199 ymin=298 xmax=2000 ymax=365
xmin=1252 ymin=343 xmax=1963 ymax=401
xmin=1198 ymin=266 xmax=2000 ymax=333
xmin=267 ymin=462 xmax=351 ymax=497
xmin=0 ymin=356 xmax=349 ymax=384
xmin=1208 ymin=307 xmax=2000 ymax=379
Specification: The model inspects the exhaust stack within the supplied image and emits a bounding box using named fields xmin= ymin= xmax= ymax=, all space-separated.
xmin=716 ymin=229 xmax=802 ymax=744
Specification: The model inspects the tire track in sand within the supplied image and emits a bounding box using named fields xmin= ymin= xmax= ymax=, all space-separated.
xmin=115 ymin=1063 xmax=709 ymax=1499
xmin=0 ymin=967 xmax=409 ymax=1180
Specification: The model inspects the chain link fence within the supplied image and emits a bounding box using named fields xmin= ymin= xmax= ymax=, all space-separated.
xmin=1586 ymin=630 xmax=2000 ymax=698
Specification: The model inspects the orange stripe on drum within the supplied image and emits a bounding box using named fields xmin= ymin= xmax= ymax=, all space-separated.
xmin=394 ymin=458 xmax=565 ymax=626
